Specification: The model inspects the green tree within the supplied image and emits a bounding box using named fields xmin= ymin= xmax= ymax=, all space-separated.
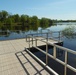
xmin=20 ymin=15 xmax=31 ymax=30
xmin=0 ymin=10 xmax=55 ymax=31
xmin=31 ymin=16 xmax=39 ymax=30
xmin=4 ymin=18 xmax=14 ymax=30
xmin=13 ymin=14 xmax=20 ymax=23
xmin=0 ymin=21 xmax=2 ymax=29
xmin=0 ymin=10 xmax=8 ymax=22
xmin=40 ymin=18 xmax=49 ymax=29
xmin=20 ymin=15 xmax=26 ymax=30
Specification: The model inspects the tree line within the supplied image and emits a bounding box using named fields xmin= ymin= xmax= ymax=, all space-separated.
xmin=0 ymin=10 xmax=56 ymax=31
xmin=57 ymin=20 xmax=76 ymax=22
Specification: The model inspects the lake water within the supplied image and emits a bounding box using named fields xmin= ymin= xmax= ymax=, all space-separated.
xmin=0 ymin=22 xmax=76 ymax=75
xmin=32 ymin=23 xmax=76 ymax=75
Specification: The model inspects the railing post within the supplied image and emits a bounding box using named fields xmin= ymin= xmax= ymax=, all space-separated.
xmin=32 ymin=34 xmax=33 ymax=47
xmin=64 ymin=51 xmax=68 ymax=75
xmin=26 ymin=35 xmax=27 ymax=41
xmin=59 ymin=31 xmax=61 ymax=41
xmin=46 ymin=42 xmax=48 ymax=65
xmin=37 ymin=30 xmax=38 ymax=37
xmin=53 ymin=45 xmax=56 ymax=59
xmin=6 ymin=30 xmax=8 ymax=36
xmin=35 ymin=39 xmax=37 ymax=47
xmin=46 ymin=33 xmax=48 ymax=41
xmin=41 ymin=29 xmax=42 ymax=36
xmin=50 ymin=32 xmax=52 ymax=38
xmin=29 ymin=37 xmax=30 ymax=50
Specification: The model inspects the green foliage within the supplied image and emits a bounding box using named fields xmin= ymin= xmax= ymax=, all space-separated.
xmin=0 ymin=10 xmax=8 ymax=22
xmin=4 ymin=18 xmax=13 ymax=30
xmin=0 ymin=10 xmax=54 ymax=31
xmin=61 ymin=26 xmax=76 ymax=38
xmin=13 ymin=14 xmax=20 ymax=23
xmin=30 ymin=16 xmax=39 ymax=30
xmin=40 ymin=18 xmax=50 ymax=29
xmin=0 ymin=21 xmax=2 ymax=29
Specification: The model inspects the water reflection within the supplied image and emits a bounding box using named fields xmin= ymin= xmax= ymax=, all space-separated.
xmin=61 ymin=26 xmax=76 ymax=39
xmin=0 ymin=22 xmax=76 ymax=75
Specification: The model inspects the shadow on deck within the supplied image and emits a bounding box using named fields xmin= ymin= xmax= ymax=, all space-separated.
xmin=15 ymin=50 xmax=54 ymax=75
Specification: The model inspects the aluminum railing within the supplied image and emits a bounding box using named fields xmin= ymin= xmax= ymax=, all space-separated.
xmin=27 ymin=35 xmax=76 ymax=75
xmin=0 ymin=30 xmax=62 ymax=40
xmin=26 ymin=31 xmax=62 ymax=43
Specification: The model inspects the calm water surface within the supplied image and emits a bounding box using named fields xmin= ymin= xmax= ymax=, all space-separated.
xmin=0 ymin=22 xmax=76 ymax=75
xmin=34 ymin=23 xmax=76 ymax=75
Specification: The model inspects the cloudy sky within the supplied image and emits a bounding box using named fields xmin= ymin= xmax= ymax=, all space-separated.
xmin=0 ymin=0 xmax=76 ymax=20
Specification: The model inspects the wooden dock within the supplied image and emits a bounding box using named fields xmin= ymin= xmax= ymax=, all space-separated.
xmin=0 ymin=38 xmax=58 ymax=75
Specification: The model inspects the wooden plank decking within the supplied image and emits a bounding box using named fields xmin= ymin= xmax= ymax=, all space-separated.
xmin=0 ymin=38 xmax=57 ymax=75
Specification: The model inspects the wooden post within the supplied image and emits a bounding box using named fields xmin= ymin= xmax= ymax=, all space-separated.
xmin=46 ymin=42 xmax=48 ymax=65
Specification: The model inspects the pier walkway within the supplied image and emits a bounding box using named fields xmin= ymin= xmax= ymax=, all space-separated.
xmin=0 ymin=35 xmax=76 ymax=75
xmin=0 ymin=38 xmax=58 ymax=75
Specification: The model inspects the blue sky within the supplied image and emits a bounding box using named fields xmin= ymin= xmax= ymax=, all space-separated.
xmin=0 ymin=0 xmax=76 ymax=20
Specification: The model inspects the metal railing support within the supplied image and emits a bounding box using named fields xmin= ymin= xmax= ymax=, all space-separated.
xmin=26 ymin=34 xmax=76 ymax=74
xmin=25 ymin=48 xmax=59 ymax=75
xmin=35 ymin=39 xmax=37 ymax=47
xmin=26 ymin=35 xmax=27 ymax=41
xmin=41 ymin=29 xmax=42 ymax=36
xmin=46 ymin=33 xmax=48 ymax=41
xmin=53 ymin=45 xmax=56 ymax=59
xmin=64 ymin=51 xmax=68 ymax=75
xmin=29 ymin=37 xmax=30 ymax=50
xmin=32 ymin=34 xmax=33 ymax=47
xmin=59 ymin=31 xmax=61 ymax=41
xmin=46 ymin=42 xmax=48 ymax=65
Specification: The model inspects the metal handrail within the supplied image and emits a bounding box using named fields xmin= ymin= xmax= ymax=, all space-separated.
xmin=25 ymin=48 xmax=59 ymax=75
xmin=26 ymin=31 xmax=62 ymax=42
xmin=27 ymin=35 xmax=76 ymax=75
xmin=0 ymin=30 xmax=62 ymax=41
